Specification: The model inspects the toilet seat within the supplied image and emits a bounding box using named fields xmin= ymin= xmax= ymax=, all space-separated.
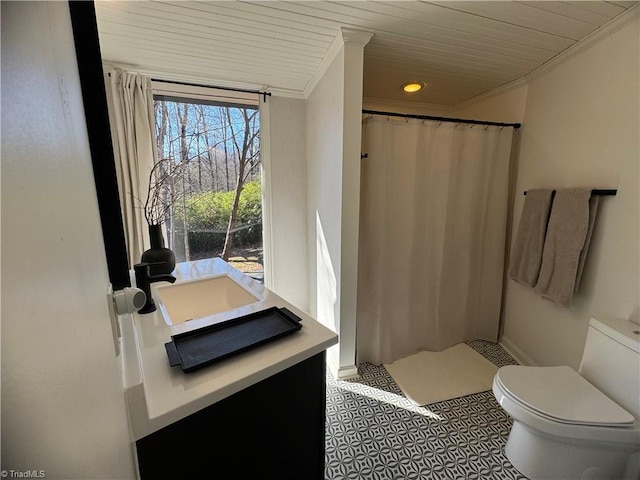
xmin=495 ymin=365 xmax=635 ymax=427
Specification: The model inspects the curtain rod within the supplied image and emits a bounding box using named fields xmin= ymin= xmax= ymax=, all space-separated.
xmin=523 ymin=189 xmax=617 ymax=196
xmin=152 ymin=78 xmax=271 ymax=102
xmin=362 ymin=109 xmax=521 ymax=129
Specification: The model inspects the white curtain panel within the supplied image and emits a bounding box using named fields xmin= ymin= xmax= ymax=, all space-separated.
xmin=357 ymin=116 xmax=514 ymax=365
xmin=104 ymin=67 xmax=158 ymax=268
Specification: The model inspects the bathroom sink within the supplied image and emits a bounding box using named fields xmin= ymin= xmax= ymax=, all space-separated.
xmin=155 ymin=274 xmax=262 ymax=325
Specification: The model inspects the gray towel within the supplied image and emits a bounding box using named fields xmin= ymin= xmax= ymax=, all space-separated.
xmin=508 ymin=189 xmax=554 ymax=287
xmin=534 ymin=188 xmax=598 ymax=306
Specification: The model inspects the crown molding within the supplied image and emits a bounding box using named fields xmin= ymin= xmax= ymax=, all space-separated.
xmin=302 ymin=32 xmax=343 ymax=100
xmin=303 ymin=28 xmax=374 ymax=99
xmin=340 ymin=27 xmax=374 ymax=47
xmin=452 ymin=4 xmax=638 ymax=110
xmin=524 ymin=4 xmax=639 ymax=84
xmin=453 ymin=77 xmax=527 ymax=111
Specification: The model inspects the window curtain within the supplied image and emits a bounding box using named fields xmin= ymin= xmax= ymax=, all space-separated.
xmin=357 ymin=116 xmax=514 ymax=365
xmin=104 ymin=67 xmax=157 ymax=268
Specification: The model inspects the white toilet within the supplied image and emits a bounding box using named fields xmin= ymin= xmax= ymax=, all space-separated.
xmin=493 ymin=316 xmax=640 ymax=480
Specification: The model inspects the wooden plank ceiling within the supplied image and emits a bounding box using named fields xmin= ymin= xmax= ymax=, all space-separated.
xmin=95 ymin=1 xmax=637 ymax=106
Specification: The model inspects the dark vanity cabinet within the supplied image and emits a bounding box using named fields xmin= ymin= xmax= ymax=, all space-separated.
xmin=135 ymin=352 xmax=326 ymax=479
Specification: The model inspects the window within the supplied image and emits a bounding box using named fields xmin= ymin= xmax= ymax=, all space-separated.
xmin=152 ymin=87 xmax=263 ymax=281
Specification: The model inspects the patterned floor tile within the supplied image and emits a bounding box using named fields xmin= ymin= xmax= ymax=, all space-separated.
xmin=325 ymin=341 xmax=528 ymax=480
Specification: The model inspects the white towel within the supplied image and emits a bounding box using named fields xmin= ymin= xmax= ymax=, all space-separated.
xmin=534 ymin=188 xmax=598 ymax=306
xmin=508 ymin=189 xmax=554 ymax=287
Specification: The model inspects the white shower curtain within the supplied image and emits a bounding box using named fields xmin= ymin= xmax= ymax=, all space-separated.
xmin=357 ymin=116 xmax=514 ymax=365
xmin=104 ymin=67 xmax=158 ymax=268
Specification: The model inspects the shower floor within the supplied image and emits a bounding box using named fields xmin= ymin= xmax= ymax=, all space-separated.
xmin=325 ymin=340 xmax=528 ymax=480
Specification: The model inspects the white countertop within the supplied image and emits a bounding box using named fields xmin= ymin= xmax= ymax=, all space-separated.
xmin=120 ymin=258 xmax=338 ymax=441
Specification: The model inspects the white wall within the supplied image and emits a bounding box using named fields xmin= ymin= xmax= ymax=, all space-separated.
xmin=1 ymin=3 xmax=135 ymax=478
xmin=502 ymin=17 xmax=640 ymax=368
xmin=306 ymin=48 xmax=345 ymax=374
xmin=306 ymin=29 xmax=371 ymax=377
xmin=263 ymin=96 xmax=309 ymax=311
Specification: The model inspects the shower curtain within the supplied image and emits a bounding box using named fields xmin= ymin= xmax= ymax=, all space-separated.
xmin=357 ymin=116 xmax=514 ymax=365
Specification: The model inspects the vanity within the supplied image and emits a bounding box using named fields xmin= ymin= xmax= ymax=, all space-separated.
xmin=119 ymin=258 xmax=338 ymax=479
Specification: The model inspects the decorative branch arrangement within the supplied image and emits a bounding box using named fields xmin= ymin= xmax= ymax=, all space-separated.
xmin=143 ymin=157 xmax=187 ymax=226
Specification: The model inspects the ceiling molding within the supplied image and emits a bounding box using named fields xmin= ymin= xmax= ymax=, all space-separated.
xmin=523 ymin=4 xmax=639 ymax=84
xmin=452 ymin=4 xmax=638 ymax=110
xmin=302 ymin=29 xmax=345 ymax=100
xmin=303 ymin=27 xmax=373 ymax=99
xmin=340 ymin=27 xmax=374 ymax=47
xmin=453 ymin=77 xmax=527 ymax=111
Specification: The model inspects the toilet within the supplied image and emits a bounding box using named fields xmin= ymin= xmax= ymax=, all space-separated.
xmin=493 ymin=316 xmax=640 ymax=480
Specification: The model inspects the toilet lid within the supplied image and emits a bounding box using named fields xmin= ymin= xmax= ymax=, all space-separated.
xmin=496 ymin=365 xmax=635 ymax=427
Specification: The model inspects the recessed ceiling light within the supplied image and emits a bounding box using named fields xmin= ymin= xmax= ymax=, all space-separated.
xmin=402 ymin=81 xmax=426 ymax=93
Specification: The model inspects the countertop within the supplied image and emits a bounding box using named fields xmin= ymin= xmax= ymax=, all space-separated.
xmin=120 ymin=258 xmax=338 ymax=441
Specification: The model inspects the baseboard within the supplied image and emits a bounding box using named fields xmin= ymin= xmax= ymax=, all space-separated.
xmin=336 ymin=364 xmax=360 ymax=380
xmin=325 ymin=346 xmax=360 ymax=380
xmin=499 ymin=336 xmax=537 ymax=366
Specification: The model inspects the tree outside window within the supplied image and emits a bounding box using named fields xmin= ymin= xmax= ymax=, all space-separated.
xmin=153 ymin=98 xmax=263 ymax=279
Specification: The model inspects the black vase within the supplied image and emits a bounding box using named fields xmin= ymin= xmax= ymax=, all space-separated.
xmin=141 ymin=224 xmax=176 ymax=276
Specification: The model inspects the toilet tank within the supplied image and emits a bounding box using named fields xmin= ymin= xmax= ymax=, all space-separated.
xmin=578 ymin=316 xmax=640 ymax=418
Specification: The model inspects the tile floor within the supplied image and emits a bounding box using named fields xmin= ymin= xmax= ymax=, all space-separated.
xmin=325 ymin=341 xmax=528 ymax=480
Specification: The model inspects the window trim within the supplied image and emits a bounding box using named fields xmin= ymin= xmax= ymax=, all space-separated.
xmin=151 ymin=81 xmax=259 ymax=108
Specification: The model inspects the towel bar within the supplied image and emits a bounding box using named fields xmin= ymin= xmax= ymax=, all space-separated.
xmin=523 ymin=189 xmax=617 ymax=196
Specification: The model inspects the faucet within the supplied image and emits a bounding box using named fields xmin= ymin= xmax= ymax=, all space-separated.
xmin=134 ymin=262 xmax=176 ymax=314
